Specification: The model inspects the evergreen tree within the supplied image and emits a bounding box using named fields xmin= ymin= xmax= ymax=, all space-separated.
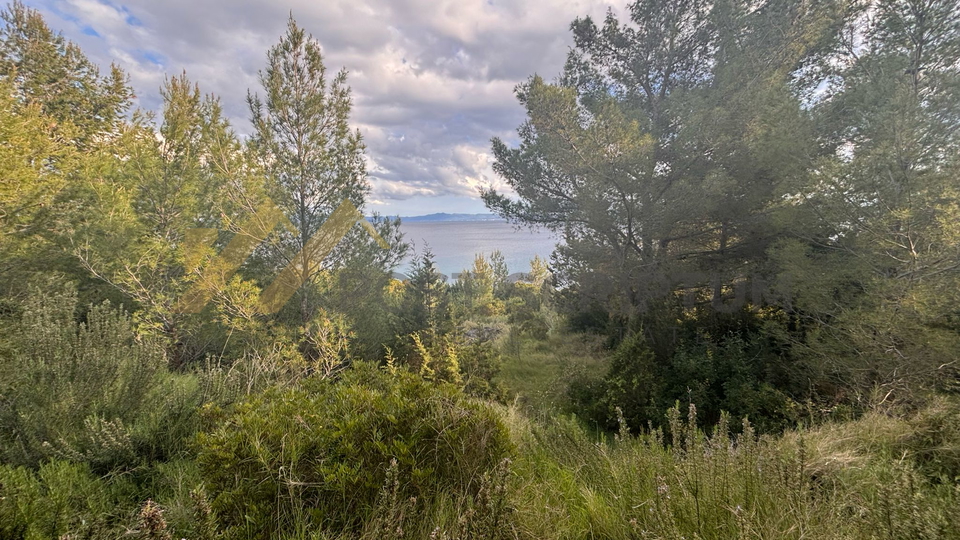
xmin=397 ymin=248 xmax=452 ymax=339
xmin=247 ymin=16 xmax=405 ymax=325
xmin=0 ymin=2 xmax=131 ymax=302
xmin=0 ymin=79 xmax=76 ymax=285
xmin=483 ymin=0 xmax=832 ymax=321
xmin=76 ymin=73 xmax=238 ymax=365
xmin=490 ymin=250 xmax=510 ymax=299
xmin=454 ymin=254 xmax=498 ymax=318
xmin=775 ymin=0 xmax=960 ymax=396
xmin=0 ymin=1 xmax=131 ymax=146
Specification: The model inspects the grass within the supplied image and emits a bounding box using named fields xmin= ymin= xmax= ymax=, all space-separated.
xmin=497 ymin=331 xmax=608 ymax=413
xmin=4 ymin=305 xmax=959 ymax=539
xmin=492 ymin=330 xmax=960 ymax=540
xmin=497 ymin=401 xmax=960 ymax=540
xmin=4 ymin=370 xmax=959 ymax=539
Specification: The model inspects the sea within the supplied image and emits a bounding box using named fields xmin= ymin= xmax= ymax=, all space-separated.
xmin=396 ymin=221 xmax=560 ymax=280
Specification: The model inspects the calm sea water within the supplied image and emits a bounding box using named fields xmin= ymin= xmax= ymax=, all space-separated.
xmin=397 ymin=221 xmax=559 ymax=279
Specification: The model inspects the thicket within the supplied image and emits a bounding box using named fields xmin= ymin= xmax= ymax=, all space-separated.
xmin=0 ymin=283 xmax=202 ymax=471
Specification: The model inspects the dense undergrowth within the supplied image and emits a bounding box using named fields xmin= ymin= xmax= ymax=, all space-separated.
xmin=2 ymin=288 xmax=959 ymax=539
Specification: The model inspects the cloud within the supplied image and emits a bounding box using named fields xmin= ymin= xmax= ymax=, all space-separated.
xmin=23 ymin=0 xmax=629 ymax=212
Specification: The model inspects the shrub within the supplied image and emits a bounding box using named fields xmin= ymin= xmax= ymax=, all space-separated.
xmin=195 ymin=362 xmax=512 ymax=539
xmin=0 ymin=458 xmax=205 ymax=540
xmin=459 ymin=339 xmax=506 ymax=401
xmin=506 ymin=290 xmax=550 ymax=341
xmin=570 ymin=330 xmax=800 ymax=434
xmin=0 ymin=285 xmax=203 ymax=471
xmin=0 ymin=460 xmax=132 ymax=539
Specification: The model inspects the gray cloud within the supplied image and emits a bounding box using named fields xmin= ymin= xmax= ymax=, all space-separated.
xmin=25 ymin=0 xmax=628 ymax=213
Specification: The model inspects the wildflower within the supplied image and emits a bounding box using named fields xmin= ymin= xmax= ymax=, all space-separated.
xmin=656 ymin=475 xmax=670 ymax=498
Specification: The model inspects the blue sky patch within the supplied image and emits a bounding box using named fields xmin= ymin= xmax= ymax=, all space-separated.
xmin=137 ymin=49 xmax=164 ymax=66
xmin=119 ymin=5 xmax=142 ymax=26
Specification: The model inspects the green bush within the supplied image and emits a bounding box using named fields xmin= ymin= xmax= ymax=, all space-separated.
xmin=196 ymin=362 xmax=513 ymax=538
xmin=459 ymin=339 xmax=506 ymax=401
xmin=0 ymin=458 xmax=205 ymax=540
xmin=506 ymin=292 xmax=550 ymax=341
xmin=570 ymin=330 xmax=801 ymax=434
xmin=0 ymin=285 xmax=202 ymax=471
xmin=0 ymin=460 xmax=134 ymax=539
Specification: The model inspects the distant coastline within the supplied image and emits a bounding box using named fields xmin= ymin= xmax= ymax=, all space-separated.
xmin=386 ymin=213 xmax=505 ymax=223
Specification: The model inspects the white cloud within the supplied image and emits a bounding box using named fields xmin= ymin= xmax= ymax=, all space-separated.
xmin=23 ymin=0 xmax=629 ymax=213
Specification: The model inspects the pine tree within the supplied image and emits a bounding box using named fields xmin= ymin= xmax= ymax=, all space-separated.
xmin=0 ymin=1 xmax=131 ymax=146
xmin=483 ymin=0 xmax=831 ymax=321
xmin=490 ymin=250 xmax=510 ymax=299
xmin=398 ymin=249 xmax=452 ymax=338
xmin=76 ymin=73 xmax=238 ymax=365
xmin=454 ymin=254 xmax=497 ymax=317
xmin=779 ymin=0 xmax=960 ymax=395
xmin=0 ymin=79 xmax=76 ymax=282
xmin=247 ymin=16 xmax=370 ymax=324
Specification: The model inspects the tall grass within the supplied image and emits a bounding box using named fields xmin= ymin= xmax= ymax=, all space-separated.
xmin=4 ymin=380 xmax=959 ymax=539
xmin=501 ymin=401 xmax=960 ymax=540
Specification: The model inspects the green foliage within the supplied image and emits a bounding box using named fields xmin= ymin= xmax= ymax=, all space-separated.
xmin=459 ymin=338 xmax=506 ymax=401
xmin=0 ymin=460 xmax=131 ymax=539
xmin=0 ymin=1 xmax=131 ymax=145
xmin=0 ymin=284 xmax=202 ymax=471
xmin=900 ymin=398 xmax=960 ymax=482
xmin=0 ymin=458 xmax=205 ymax=540
xmin=248 ymin=16 xmax=367 ymax=224
xmin=505 ymin=402 xmax=960 ymax=540
xmin=408 ymin=331 xmax=462 ymax=384
xmin=506 ymin=294 xmax=549 ymax=341
xmin=568 ymin=308 xmax=804 ymax=434
xmin=485 ymin=0 xmax=960 ymax=416
xmin=1 ymin=2 xmax=960 ymax=538
xmin=0 ymin=79 xmax=77 ymax=290
xmin=770 ymin=0 xmax=960 ymax=402
xmin=71 ymin=71 xmax=245 ymax=366
xmin=453 ymin=254 xmax=502 ymax=318
xmin=245 ymin=16 xmax=409 ymax=329
xmin=298 ymin=308 xmax=354 ymax=376
xmin=396 ymin=249 xmax=453 ymax=339
xmin=499 ymin=332 xmax=608 ymax=413
xmin=195 ymin=362 xmax=512 ymax=538
xmin=319 ymin=244 xmax=408 ymax=360
xmin=483 ymin=0 xmax=826 ymax=321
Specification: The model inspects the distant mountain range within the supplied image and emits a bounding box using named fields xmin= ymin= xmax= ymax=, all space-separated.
xmin=398 ymin=213 xmax=504 ymax=223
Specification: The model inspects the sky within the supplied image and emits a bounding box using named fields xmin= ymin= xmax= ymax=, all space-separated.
xmin=22 ymin=0 xmax=629 ymax=216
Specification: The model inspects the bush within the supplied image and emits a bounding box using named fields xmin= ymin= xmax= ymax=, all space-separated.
xmin=570 ymin=330 xmax=801 ymax=434
xmin=0 ymin=460 xmax=134 ymax=539
xmin=0 ymin=285 xmax=203 ymax=471
xmin=459 ymin=339 xmax=506 ymax=401
xmin=196 ymin=362 xmax=512 ymax=539
xmin=0 ymin=458 xmax=205 ymax=540
xmin=506 ymin=290 xmax=549 ymax=341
